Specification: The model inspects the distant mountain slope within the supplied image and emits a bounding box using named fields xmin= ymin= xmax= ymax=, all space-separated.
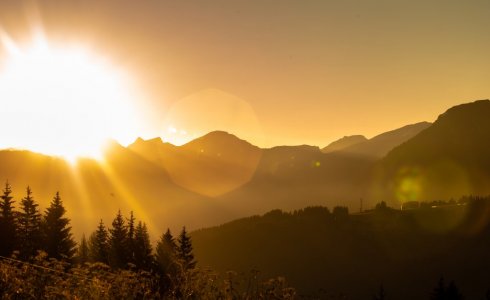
xmin=321 ymin=135 xmax=367 ymax=153
xmin=372 ymin=100 xmax=490 ymax=204
xmin=9 ymin=99 xmax=490 ymax=240
xmin=129 ymin=131 xmax=262 ymax=197
xmin=339 ymin=122 xmax=431 ymax=158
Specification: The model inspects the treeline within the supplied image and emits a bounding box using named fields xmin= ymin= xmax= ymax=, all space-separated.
xmin=0 ymin=181 xmax=296 ymax=299
xmin=192 ymin=198 xmax=490 ymax=299
xmin=0 ymin=180 xmax=194 ymax=272
xmin=77 ymin=210 xmax=196 ymax=276
xmin=0 ymin=182 xmax=75 ymax=261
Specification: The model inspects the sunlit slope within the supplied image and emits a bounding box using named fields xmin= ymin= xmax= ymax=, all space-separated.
xmin=372 ymin=99 xmax=490 ymax=204
xmin=130 ymin=133 xmax=378 ymax=216
xmin=0 ymin=145 xmax=224 ymax=238
xmin=129 ymin=131 xmax=262 ymax=197
xmin=321 ymin=135 xmax=367 ymax=153
xmin=324 ymin=122 xmax=431 ymax=158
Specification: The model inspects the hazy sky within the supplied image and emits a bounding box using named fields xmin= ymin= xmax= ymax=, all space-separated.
xmin=1 ymin=0 xmax=489 ymax=147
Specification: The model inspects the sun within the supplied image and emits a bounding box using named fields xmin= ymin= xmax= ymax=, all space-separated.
xmin=0 ymin=33 xmax=143 ymax=162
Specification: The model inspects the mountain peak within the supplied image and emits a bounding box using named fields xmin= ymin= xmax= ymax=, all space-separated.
xmin=437 ymin=99 xmax=490 ymax=122
xmin=183 ymin=130 xmax=258 ymax=150
xmin=322 ymin=135 xmax=367 ymax=153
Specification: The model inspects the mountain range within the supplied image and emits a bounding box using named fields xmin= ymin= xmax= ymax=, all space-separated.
xmin=0 ymin=99 xmax=488 ymax=238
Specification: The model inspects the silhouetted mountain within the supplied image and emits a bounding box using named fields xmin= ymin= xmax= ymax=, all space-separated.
xmin=338 ymin=122 xmax=431 ymax=158
xmin=217 ymin=144 xmax=375 ymax=218
xmin=4 ymin=100 xmax=490 ymax=240
xmin=321 ymin=135 xmax=367 ymax=153
xmin=372 ymin=100 xmax=490 ymax=204
xmin=129 ymin=131 xmax=262 ymax=197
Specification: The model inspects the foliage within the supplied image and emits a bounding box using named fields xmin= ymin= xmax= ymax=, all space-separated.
xmin=177 ymin=226 xmax=196 ymax=272
xmin=41 ymin=192 xmax=76 ymax=260
xmin=89 ymin=219 xmax=109 ymax=264
xmin=77 ymin=234 xmax=89 ymax=264
xmin=133 ymin=221 xmax=153 ymax=270
xmin=17 ymin=186 xmax=42 ymax=260
xmin=0 ymin=251 xmax=296 ymax=299
xmin=108 ymin=210 xmax=129 ymax=269
xmin=0 ymin=181 xmax=16 ymax=256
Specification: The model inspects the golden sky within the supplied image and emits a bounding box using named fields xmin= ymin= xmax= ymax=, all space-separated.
xmin=1 ymin=0 xmax=489 ymax=148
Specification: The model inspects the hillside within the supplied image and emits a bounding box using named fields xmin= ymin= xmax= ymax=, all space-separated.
xmin=3 ymin=100 xmax=490 ymax=239
xmin=372 ymin=100 xmax=490 ymax=204
xmin=192 ymin=199 xmax=490 ymax=299
xmin=321 ymin=135 xmax=367 ymax=153
xmin=337 ymin=122 xmax=431 ymax=158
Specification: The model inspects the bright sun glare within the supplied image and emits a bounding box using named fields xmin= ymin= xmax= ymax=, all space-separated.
xmin=0 ymin=32 xmax=143 ymax=162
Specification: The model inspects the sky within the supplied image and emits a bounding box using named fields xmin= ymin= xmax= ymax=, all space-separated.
xmin=1 ymin=0 xmax=490 ymax=148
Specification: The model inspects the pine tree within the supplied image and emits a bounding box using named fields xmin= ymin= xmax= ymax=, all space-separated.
xmin=373 ymin=285 xmax=386 ymax=300
xmin=431 ymin=277 xmax=446 ymax=300
xmin=77 ymin=234 xmax=90 ymax=264
xmin=446 ymin=281 xmax=464 ymax=300
xmin=127 ymin=211 xmax=136 ymax=264
xmin=0 ymin=181 xmax=17 ymax=256
xmin=17 ymin=186 xmax=42 ymax=259
xmin=89 ymin=219 xmax=109 ymax=264
xmin=177 ymin=226 xmax=196 ymax=271
xmin=134 ymin=221 xmax=153 ymax=270
xmin=156 ymin=228 xmax=177 ymax=274
xmin=108 ymin=210 xmax=129 ymax=268
xmin=431 ymin=277 xmax=464 ymax=300
xmin=42 ymin=192 xmax=76 ymax=260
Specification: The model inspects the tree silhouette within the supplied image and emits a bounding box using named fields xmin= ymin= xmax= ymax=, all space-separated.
xmin=446 ymin=281 xmax=464 ymax=300
xmin=17 ymin=186 xmax=42 ymax=259
xmin=0 ymin=181 xmax=16 ymax=256
xmin=134 ymin=221 xmax=153 ymax=270
xmin=77 ymin=234 xmax=89 ymax=264
xmin=108 ymin=210 xmax=129 ymax=268
xmin=332 ymin=206 xmax=349 ymax=221
xmin=431 ymin=277 xmax=446 ymax=300
xmin=177 ymin=226 xmax=196 ymax=271
xmin=89 ymin=219 xmax=109 ymax=264
xmin=42 ymin=192 xmax=76 ymax=260
xmin=373 ymin=285 xmax=386 ymax=300
xmin=431 ymin=277 xmax=464 ymax=300
xmin=156 ymin=228 xmax=178 ymax=275
xmin=375 ymin=201 xmax=388 ymax=211
xmin=127 ymin=211 xmax=136 ymax=264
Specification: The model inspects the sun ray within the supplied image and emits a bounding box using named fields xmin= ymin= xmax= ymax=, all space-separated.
xmin=0 ymin=32 xmax=146 ymax=162
xmin=97 ymin=159 xmax=158 ymax=237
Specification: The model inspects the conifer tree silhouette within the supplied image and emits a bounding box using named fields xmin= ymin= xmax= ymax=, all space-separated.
xmin=109 ymin=210 xmax=129 ymax=268
xmin=42 ymin=192 xmax=76 ymax=260
xmin=134 ymin=221 xmax=153 ymax=269
xmin=17 ymin=186 xmax=42 ymax=259
xmin=177 ymin=226 xmax=196 ymax=271
xmin=77 ymin=234 xmax=90 ymax=264
xmin=431 ymin=277 xmax=464 ymax=300
xmin=127 ymin=211 xmax=136 ymax=264
xmin=156 ymin=228 xmax=178 ymax=275
xmin=373 ymin=285 xmax=386 ymax=300
xmin=89 ymin=219 xmax=109 ymax=264
xmin=0 ymin=181 xmax=16 ymax=256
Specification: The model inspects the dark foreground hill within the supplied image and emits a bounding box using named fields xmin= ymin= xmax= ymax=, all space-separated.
xmin=192 ymin=198 xmax=490 ymax=299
